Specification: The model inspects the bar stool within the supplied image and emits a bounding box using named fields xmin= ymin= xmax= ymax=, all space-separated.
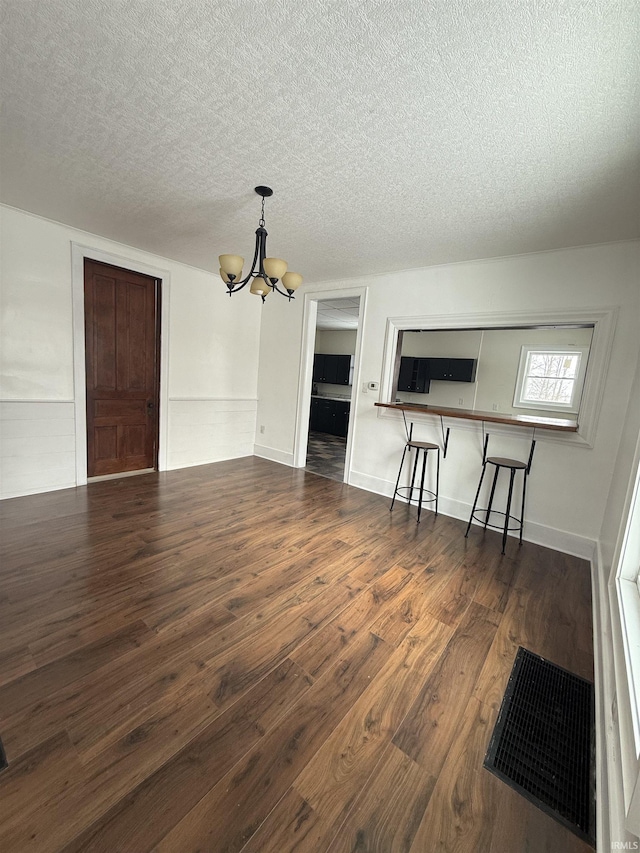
xmin=390 ymin=420 xmax=447 ymax=523
xmin=465 ymin=434 xmax=535 ymax=554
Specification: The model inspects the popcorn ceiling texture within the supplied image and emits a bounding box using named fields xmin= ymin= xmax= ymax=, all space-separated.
xmin=1 ymin=0 xmax=639 ymax=281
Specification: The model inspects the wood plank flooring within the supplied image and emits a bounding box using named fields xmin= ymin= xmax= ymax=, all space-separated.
xmin=0 ymin=456 xmax=594 ymax=852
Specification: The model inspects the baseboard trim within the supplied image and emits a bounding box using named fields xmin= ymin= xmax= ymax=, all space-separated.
xmin=348 ymin=470 xmax=596 ymax=559
xmin=253 ymin=444 xmax=295 ymax=467
xmin=1 ymin=480 xmax=77 ymax=500
xmin=165 ymin=450 xmax=253 ymax=471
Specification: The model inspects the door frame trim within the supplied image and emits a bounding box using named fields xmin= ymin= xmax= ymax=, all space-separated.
xmin=293 ymin=285 xmax=367 ymax=483
xmin=71 ymin=243 xmax=171 ymax=486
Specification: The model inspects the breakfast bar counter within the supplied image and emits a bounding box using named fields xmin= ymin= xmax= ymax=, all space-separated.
xmin=375 ymin=401 xmax=578 ymax=432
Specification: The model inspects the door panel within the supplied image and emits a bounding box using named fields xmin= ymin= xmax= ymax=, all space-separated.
xmin=85 ymin=259 xmax=160 ymax=477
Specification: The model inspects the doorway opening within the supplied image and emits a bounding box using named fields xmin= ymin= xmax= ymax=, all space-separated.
xmin=305 ymin=297 xmax=361 ymax=482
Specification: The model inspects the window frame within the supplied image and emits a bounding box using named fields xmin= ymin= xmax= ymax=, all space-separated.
xmin=513 ymin=344 xmax=590 ymax=413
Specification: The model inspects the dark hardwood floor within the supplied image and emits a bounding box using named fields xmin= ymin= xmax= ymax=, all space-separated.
xmin=0 ymin=457 xmax=594 ymax=852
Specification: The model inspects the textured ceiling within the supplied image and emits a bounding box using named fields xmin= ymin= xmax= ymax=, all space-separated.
xmin=1 ymin=0 xmax=639 ymax=283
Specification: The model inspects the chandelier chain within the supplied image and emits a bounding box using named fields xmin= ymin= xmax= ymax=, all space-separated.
xmin=259 ymin=196 xmax=266 ymax=227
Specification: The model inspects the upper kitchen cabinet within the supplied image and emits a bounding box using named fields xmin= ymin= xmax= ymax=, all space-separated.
xmin=313 ymin=353 xmax=352 ymax=385
xmin=427 ymin=358 xmax=477 ymax=383
xmin=398 ymin=357 xmax=430 ymax=393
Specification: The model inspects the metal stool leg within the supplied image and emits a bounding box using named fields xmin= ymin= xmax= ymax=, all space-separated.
xmin=409 ymin=446 xmax=420 ymax=501
xmin=390 ymin=443 xmax=409 ymax=512
xmin=502 ymin=468 xmax=516 ymax=554
xmin=465 ymin=462 xmax=487 ymax=538
xmin=484 ymin=466 xmax=499 ymax=529
xmin=416 ymin=449 xmax=428 ymax=524
xmin=519 ymin=470 xmax=528 ymax=545
xmin=435 ymin=447 xmax=440 ymax=516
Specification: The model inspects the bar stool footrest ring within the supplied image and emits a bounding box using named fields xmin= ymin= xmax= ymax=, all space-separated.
xmin=471 ymin=508 xmax=522 ymax=532
xmin=394 ymin=485 xmax=437 ymax=505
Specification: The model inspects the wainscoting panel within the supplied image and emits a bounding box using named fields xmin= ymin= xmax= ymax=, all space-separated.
xmin=0 ymin=401 xmax=76 ymax=498
xmin=167 ymin=398 xmax=257 ymax=470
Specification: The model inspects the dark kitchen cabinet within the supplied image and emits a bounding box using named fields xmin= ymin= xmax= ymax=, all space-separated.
xmin=397 ymin=356 xmax=477 ymax=394
xmin=312 ymin=355 xmax=325 ymax=383
xmin=309 ymin=398 xmax=350 ymax=437
xmin=426 ymin=358 xmax=477 ymax=382
xmin=310 ymin=398 xmax=331 ymax=433
xmin=332 ymin=400 xmax=350 ymax=437
xmin=398 ymin=357 xmax=430 ymax=393
xmin=312 ymin=353 xmax=352 ymax=386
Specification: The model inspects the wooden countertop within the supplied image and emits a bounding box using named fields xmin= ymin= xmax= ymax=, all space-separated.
xmin=375 ymin=401 xmax=578 ymax=432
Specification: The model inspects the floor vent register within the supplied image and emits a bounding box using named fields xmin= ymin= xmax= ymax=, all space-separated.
xmin=484 ymin=646 xmax=595 ymax=846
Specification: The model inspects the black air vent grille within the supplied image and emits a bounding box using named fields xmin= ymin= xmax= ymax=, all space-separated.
xmin=484 ymin=647 xmax=595 ymax=846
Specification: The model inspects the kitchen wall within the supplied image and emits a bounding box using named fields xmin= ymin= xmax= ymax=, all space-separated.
xmin=255 ymin=239 xmax=640 ymax=559
xmin=315 ymin=329 xmax=357 ymax=355
xmin=0 ymin=205 xmax=261 ymax=497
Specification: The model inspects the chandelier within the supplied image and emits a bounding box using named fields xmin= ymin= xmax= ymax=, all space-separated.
xmin=219 ymin=186 xmax=303 ymax=301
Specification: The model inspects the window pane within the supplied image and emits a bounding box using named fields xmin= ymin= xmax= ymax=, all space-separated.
xmin=527 ymin=352 xmax=580 ymax=379
xmin=523 ymin=377 xmax=575 ymax=404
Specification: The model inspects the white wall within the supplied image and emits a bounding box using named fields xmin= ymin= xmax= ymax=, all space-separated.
xmin=0 ymin=205 xmax=261 ymax=497
xmin=256 ymin=240 xmax=640 ymax=559
xmin=594 ymin=345 xmax=640 ymax=847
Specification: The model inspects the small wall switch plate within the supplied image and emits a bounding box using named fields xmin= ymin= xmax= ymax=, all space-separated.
xmin=367 ymin=381 xmax=379 ymax=391
xmin=259 ymin=425 xmax=265 ymax=434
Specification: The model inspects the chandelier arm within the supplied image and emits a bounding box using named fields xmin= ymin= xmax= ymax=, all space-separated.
xmin=257 ymin=225 xmax=267 ymax=276
xmin=226 ymin=223 xmax=263 ymax=293
xmin=270 ymin=281 xmax=296 ymax=300
xmin=247 ymin=225 xmax=263 ymax=278
xmin=226 ymin=278 xmax=251 ymax=294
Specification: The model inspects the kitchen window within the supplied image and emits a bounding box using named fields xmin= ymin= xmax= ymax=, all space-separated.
xmin=513 ymin=345 xmax=589 ymax=412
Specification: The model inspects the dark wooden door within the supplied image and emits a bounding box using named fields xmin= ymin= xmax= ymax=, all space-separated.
xmin=84 ymin=259 xmax=160 ymax=477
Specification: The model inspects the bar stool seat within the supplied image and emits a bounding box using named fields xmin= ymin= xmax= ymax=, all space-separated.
xmin=486 ymin=456 xmax=527 ymax=469
xmin=390 ymin=428 xmax=441 ymax=523
xmin=410 ymin=440 xmax=440 ymax=451
xmin=465 ymin=436 xmax=536 ymax=554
